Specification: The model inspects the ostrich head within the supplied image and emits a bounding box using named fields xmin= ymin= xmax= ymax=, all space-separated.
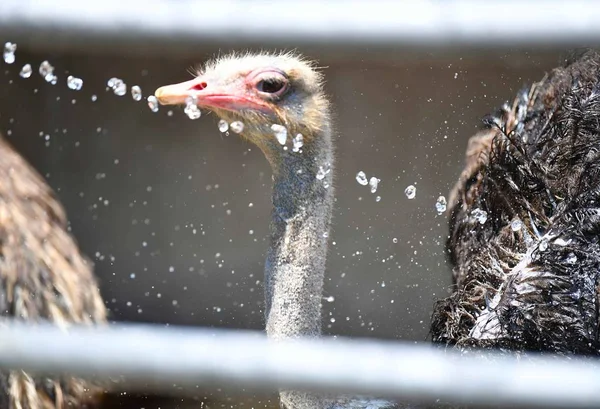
xmin=154 ymin=52 xmax=330 ymax=166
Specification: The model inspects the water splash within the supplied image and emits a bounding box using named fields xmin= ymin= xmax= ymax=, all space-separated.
xmin=292 ymin=133 xmax=304 ymax=152
xmin=316 ymin=163 xmax=331 ymax=180
xmin=218 ymin=120 xmax=229 ymax=133
xmin=39 ymin=61 xmax=56 ymax=83
xmin=230 ymin=121 xmax=244 ymax=134
xmin=511 ymin=219 xmax=523 ymax=232
xmin=404 ymin=185 xmax=416 ymax=199
xmin=131 ymin=85 xmax=143 ymax=101
xmin=147 ymin=95 xmax=159 ymax=112
xmin=369 ymin=177 xmax=380 ymax=194
xmin=436 ymin=196 xmax=448 ymax=215
xmin=3 ymin=42 xmax=16 ymax=64
xmin=356 ymin=171 xmax=368 ymax=186
xmin=107 ymin=77 xmax=127 ymax=96
xmin=184 ymin=96 xmax=201 ymax=120
xmin=19 ymin=64 xmax=31 ymax=78
xmin=66 ymin=76 xmax=83 ymax=91
xmin=471 ymin=208 xmax=487 ymax=224
xmin=271 ymin=124 xmax=288 ymax=145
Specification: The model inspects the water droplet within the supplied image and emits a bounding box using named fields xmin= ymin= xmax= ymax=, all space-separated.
xmin=404 ymin=185 xmax=416 ymax=199
xmin=184 ymin=96 xmax=201 ymax=120
xmin=230 ymin=121 xmax=244 ymax=134
xmin=511 ymin=219 xmax=523 ymax=232
xmin=316 ymin=163 xmax=331 ymax=180
xmin=539 ymin=240 xmax=548 ymax=252
xmin=39 ymin=61 xmax=55 ymax=83
xmin=91 ymin=94 xmax=97 ymax=102
xmin=292 ymin=133 xmax=304 ymax=152
xmin=107 ymin=77 xmax=127 ymax=96
xmin=66 ymin=75 xmax=83 ymax=91
xmin=323 ymin=232 xmax=329 ymax=238
xmin=369 ymin=177 xmax=380 ymax=194
xmin=147 ymin=95 xmax=159 ymax=112
xmin=3 ymin=42 xmax=16 ymax=64
xmin=375 ymin=196 xmax=381 ymax=202
xmin=355 ymin=171 xmax=368 ymax=186
xmin=566 ymin=253 xmax=578 ymax=264
xmin=325 ymin=296 xmax=335 ymax=303
xmin=3 ymin=53 xmax=14 ymax=64
xmin=471 ymin=208 xmax=487 ymax=224
xmin=218 ymin=119 xmax=229 ymax=133
xmin=131 ymin=85 xmax=142 ymax=101
xmin=392 ymin=238 xmax=398 ymax=243
xmin=114 ymin=82 xmax=126 ymax=96
xmin=271 ymin=124 xmax=287 ymax=145
xmin=19 ymin=64 xmax=31 ymax=78
xmin=434 ymin=196 xmax=447 ymax=214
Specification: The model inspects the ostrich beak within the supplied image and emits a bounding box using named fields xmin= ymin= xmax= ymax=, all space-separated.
xmin=154 ymin=76 xmax=270 ymax=112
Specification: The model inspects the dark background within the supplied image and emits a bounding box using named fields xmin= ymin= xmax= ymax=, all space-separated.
xmin=0 ymin=43 xmax=569 ymax=407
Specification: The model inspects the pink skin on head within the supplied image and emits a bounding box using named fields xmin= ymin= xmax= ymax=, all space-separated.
xmin=154 ymin=68 xmax=288 ymax=114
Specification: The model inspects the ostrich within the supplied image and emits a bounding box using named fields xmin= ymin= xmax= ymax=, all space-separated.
xmin=431 ymin=50 xmax=600 ymax=354
xmin=0 ymin=133 xmax=107 ymax=409
xmin=155 ymin=53 xmax=400 ymax=409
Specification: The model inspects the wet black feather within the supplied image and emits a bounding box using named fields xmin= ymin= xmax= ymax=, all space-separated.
xmin=432 ymin=50 xmax=600 ymax=355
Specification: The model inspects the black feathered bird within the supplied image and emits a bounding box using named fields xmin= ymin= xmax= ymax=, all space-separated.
xmin=433 ymin=50 xmax=600 ymax=355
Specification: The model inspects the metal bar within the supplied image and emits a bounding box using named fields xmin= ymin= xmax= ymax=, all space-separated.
xmin=1 ymin=1 xmax=600 ymax=56
xmin=0 ymin=321 xmax=599 ymax=408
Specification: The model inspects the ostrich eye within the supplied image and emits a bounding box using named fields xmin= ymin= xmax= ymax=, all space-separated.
xmin=256 ymin=77 xmax=287 ymax=94
xmin=249 ymin=69 xmax=289 ymax=98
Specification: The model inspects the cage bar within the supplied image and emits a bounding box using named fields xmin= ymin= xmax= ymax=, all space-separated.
xmin=0 ymin=321 xmax=599 ymax=408
xmin=1 ymin=1 xmax=600 ymax=56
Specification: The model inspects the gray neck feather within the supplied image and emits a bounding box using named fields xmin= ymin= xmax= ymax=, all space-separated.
xmin=263 ymin=124 xmax=334 ymax=341
xmin=260 ymin=126 xmax=399 ymax=409
xmin=261 ymin=124 xmax=333 ymax=409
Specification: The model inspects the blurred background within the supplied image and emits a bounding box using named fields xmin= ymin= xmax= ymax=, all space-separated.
xmin=0 ymin=1 xmax=596 ymax=407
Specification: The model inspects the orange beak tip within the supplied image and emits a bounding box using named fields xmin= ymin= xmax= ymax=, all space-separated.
xmin=154 ymin=86 xmax=170 ymax=105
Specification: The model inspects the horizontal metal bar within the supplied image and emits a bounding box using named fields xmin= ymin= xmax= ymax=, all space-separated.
xmin=0 ymin=321 xmax=599 ymax=408
xmin=1 ymin=1 xmax=600 ymax=57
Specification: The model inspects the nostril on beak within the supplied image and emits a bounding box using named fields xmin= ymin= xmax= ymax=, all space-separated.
xmin=191 ymin=82 xmax=207 ymax=91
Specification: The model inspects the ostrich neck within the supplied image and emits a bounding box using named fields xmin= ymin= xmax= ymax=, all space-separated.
xmin=260 ymin=132 xmax=398 ymax=409
xmin=263 ymin=128 xmax=334 ymax=341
